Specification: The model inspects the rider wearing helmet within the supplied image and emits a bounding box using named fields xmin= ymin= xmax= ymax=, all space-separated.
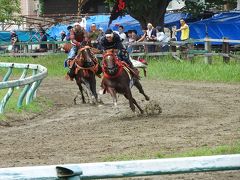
xmin=66 ymin=22 xmax=88 ymax=79
xmin=100 ymin=29 xmax=134 ymax=68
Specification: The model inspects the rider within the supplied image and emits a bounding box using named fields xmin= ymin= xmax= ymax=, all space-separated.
xmin=100 ymin=29 xmax=134 ymax=69
xmin=66 ymin=22 xmax=88 ymax=80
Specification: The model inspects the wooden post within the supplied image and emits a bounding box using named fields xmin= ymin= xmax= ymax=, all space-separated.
xmin=222 ymin=37 xmax=230 ymax=63
xmin=187 ymin=41 xmax=194 ymax=62
xmin=204 ymin=37 xmax=212 ymax=64
xmin=24 ymin=45 xmax=28 ymax=53
xmin=170 ymin=38 xmax=177 ymax=53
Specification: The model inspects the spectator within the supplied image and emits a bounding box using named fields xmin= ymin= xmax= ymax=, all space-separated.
xmin=35 ymin=29 xmax=48 ymax=52
xmin=118 ymin=25 xmax=127 ymax=43
xmin=173 ymin=19 xmax=190 ymax=59
xmin=10 ymin=30 xmax=20 ymax=53
xmin=137 ymin=29 xmax=148 ymax=52
xmin=60 ymin=31 xmax=67 ymax=41
xmin=80 ymin=16 xmax=87 ymax=30
xmin=146 ymin=23 xmax=157 ymax=52
xmin=156 ymin=26 xmax=170 ymax=52
xmin=137 ymin=29 xmax=147 ymax=42
xmin=131 ymin=30 xmax=140 ymax=52
xmin=88 ymin=23 xmax=100 ymax=48
xmin=66 ymin=26 xmax=73 ymax=41
xmin=97 ymin=27 xmax=105 ymax=50
xmin=174 ymin=19 xmax=189 ymax=41
xmin=126 ymin=30 xmax=134 ymax=53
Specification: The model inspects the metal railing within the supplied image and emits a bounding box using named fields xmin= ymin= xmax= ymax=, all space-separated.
xmin=0 ymin=154 xmax=239 ymax=179
xmin=0 ymin=62 xmax=47 ymax=113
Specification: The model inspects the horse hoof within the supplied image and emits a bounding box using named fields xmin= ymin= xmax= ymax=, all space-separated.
xmin=99 ymin=89 xmax=104 ymax=95
xmin=146 ymin=96 xmax=150 ymax=101
xmin=98 ymin=99 xmax=104 ymax=104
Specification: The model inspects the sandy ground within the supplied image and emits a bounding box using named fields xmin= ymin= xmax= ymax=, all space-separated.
xmin=0 ymin=77 xmax=240 ymax=179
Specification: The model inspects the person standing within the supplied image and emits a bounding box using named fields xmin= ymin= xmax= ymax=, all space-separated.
xmin=174 ymin=19 xmax=189 ymax=41
xmin=88 ymin=23 xmax=100 ymax=48
xmin=146 ymin=23 xmax=157 ymax=52
xmin=174 ymin=19 xmax=190 ymax=59
xmin=118 ymin=25 xmax=127 ymax=43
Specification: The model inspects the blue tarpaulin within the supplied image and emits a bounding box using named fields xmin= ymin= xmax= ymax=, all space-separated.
xmin=189 ymin=12 xmax=240 ymax=40
xmin=0 ymin=31 xmax=51 ymax=43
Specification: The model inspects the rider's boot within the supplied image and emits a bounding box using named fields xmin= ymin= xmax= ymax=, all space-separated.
xmin=67 ymin=61 xmax=76 ymax=81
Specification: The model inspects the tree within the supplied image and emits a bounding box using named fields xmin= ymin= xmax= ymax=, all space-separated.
xmin=184 ymin=0 xmax=238 ymax=18
xmin=0 ymin=0 xmax=21 ymax=22
xmin=106 ymin=0 xmax=171 ymax=30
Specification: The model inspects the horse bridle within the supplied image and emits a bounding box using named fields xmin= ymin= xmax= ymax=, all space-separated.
xmin=103 ymin=53 xmax=119 ymax=75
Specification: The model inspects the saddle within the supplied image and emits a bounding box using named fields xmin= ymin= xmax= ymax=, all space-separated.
xmin=121 ymin=61 xmax=140 ymax=79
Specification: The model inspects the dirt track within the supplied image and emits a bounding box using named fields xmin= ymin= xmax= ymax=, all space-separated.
xmin=0 ymin=77 xmax=240 ymax=179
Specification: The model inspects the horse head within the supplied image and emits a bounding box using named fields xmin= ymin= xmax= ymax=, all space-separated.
xmin=76 ymin=46 xmax=94 ymax=67
xmin=102 ymin=49 xmax=120 ymax=75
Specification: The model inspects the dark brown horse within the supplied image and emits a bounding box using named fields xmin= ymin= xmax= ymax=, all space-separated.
xmin=101 ymin=49 xmax=149 ymax=114
xmin=70 ymin=46 xmax=102 ymax=104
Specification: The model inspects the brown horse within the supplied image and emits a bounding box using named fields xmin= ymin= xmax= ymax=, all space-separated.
xmin=70 ymin=46 xmax=102 ymax=104
xmin=101 ymin=49 xmax=149 ymax=114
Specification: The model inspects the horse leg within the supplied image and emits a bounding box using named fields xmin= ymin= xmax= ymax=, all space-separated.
xmin=108 ymin=88 xmax=117 ymax=106
xmin=74 ymin=82 xmax=86 ymax=104
xmin=134 ymin=79 xmax=150 ymax=101
xmin=123 ymin=88 xmax=139 ymax=113
xmin=82 ymin=79 xmax=94 ymax=104
xmin=89 ymin=75 xmax=99 ymax=104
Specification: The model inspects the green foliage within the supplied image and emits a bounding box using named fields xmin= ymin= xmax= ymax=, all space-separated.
xmin=185 ymin=0 xmax=238 ymax=18
xmin=0 ymin=0 xmax=21 ymax=23
xmin=39 ymin=0 xmax=45 ymax=15
xmin=105 ymin=0 xmax=170 ymax=28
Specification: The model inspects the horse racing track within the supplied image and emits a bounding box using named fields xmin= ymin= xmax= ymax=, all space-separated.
xmin=0 ymin=77 xmax=240 ymax=179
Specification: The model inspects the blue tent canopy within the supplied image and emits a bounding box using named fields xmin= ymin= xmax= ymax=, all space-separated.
xmin=0 ymin=31 xmax=52 ymax=43
xmin=189 ymin=12 xmax=240 ymax=40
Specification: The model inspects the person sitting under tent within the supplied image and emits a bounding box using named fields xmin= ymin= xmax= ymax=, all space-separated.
xmin=35 ymin=29 xmax=48 ymax=52
xmin=65 ymin=22 xmax=88 ymax=80
xmin=100 ymin=29 xmax=134 ymax=69
xmin=10 ymin=30 xmax=20 ymax=53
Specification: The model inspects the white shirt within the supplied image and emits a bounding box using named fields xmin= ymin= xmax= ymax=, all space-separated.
xmin=156 ymin=32 xmax=170 ymax=46
xmin=147 ymin=28 xmax=152 ymax=38
xmin=80 ymin=17 xmax=87 ymax=30
xmin=119 ymin=32 xmax=127 ymax=42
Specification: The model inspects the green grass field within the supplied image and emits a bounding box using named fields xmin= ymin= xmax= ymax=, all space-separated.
xmin=104 ymin=141 xmax=240 ymax=161
xmin=1 ymin=54 xmax=239 ymax=81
